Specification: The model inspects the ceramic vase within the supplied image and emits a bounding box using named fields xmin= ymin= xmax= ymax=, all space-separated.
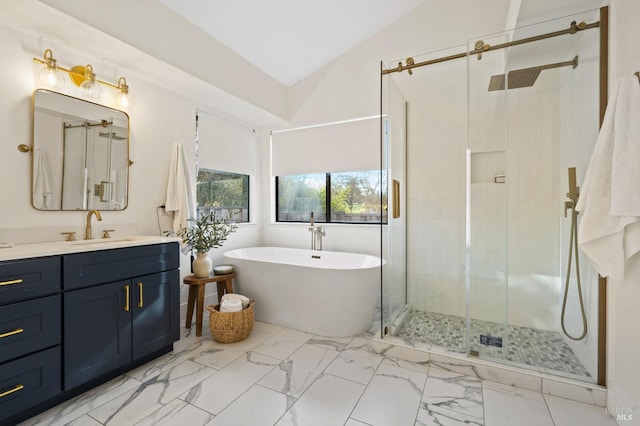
xmin=193 ymin=251 xmax=212 ymax=278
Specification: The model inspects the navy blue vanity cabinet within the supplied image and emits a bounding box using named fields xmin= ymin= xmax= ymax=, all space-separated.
xmin=0 ymin=256 xmax=60 ymax=303
xmin=0 ymin=256 xmax=62 ymax=426
xmin=63 ymin=242 xmax=180 ymax=390
xmin=131 ymin=269 xmax=180 ymax=360
xmin=64 ymin=280 xmax=132 ymax=389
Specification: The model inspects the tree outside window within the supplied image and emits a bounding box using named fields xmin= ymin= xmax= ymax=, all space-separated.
xmin=197 ymin=169 xmax=249 ymax=223
xmin=277 ymin=170 xmax=387 ymax=224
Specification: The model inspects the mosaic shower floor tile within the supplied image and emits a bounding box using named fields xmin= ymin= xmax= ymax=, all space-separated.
xmin=396 ymin=310 xmax=590 ymax=378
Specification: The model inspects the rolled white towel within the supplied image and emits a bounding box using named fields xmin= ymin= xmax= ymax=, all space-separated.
xmin=221 ymin=293 xmax=250 ymax=309
xmin=220 ymin=298 xmax=242 ymax=312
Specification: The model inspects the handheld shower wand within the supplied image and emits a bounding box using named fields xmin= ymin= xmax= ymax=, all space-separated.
xmin=561 ymin=167 xmax=587 ymax=341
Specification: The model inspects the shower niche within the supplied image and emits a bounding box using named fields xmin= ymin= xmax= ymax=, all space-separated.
xmin=470 ymin=151 xmax=505 ymax=184
xmin=380 ymin=7 xmax=606 ymax=384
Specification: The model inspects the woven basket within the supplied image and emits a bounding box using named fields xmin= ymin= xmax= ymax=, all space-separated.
xmin=207 ymin=300 xmax=255 ymax=343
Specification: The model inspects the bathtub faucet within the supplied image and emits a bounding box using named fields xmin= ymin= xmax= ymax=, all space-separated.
xmin=308 ymin=212 xmax=325 ymax=250
xmin=309 ymin=224 xmax=325 ymax=251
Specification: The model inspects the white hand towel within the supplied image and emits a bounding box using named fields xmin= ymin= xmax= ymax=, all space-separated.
xmin=165 ymin=143 xmax=195 ymax=248
xmin=221 ymin=293 xmax=250 ymax=309
xmin=165 ymin=143 xmax=195 ymax=233
xmin=220 ymin=298 xmax=242 ymax=312
xmin=33 ymin=149 xmax=52 ymax=209
xmin=576 ymin=74 xmax=640 ymax=282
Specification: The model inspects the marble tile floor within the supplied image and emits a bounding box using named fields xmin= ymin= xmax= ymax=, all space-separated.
xmin=20 ymin=321 xmax=616 ymax=426
xmin=396 ymin=310 xmax=591 ymax=379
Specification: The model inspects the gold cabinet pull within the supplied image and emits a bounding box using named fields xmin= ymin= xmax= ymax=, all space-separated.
xmin=0 ymin=279 xmax=23 ymax=287
xmin=0 ymin=328 xmax=24 ymax=339
xmin=0 ymin=384 xmax=24 ymax=398
xmin=124 ymin=285 xmax=130 ymax=312
xmin=138 ymin=282 xmax=143 ymax=308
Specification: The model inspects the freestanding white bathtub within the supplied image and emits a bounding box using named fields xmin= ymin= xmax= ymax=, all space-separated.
xmin=223 ymin=247 xmax=381 ymax=337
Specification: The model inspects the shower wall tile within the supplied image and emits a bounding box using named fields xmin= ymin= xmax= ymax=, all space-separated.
xmin=503 ymin=79 xmax=562 ymax=332
xmin=407 ymin=69 xmax=565 ymax=329
xmin=403 ymin=46 xmax=599 ymax=378
xmin=407 ymin=87 xmax=467 ymax=316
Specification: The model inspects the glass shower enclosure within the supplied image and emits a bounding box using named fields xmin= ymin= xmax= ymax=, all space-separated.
xmin=380 ymin=8 xmax=606 ymax=384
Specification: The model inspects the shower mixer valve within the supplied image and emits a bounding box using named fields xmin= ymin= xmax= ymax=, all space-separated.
xmin=564 ymin=167 xmax=580 ymax=217
xmin=564 ymin=200 xmax=577 ymax=218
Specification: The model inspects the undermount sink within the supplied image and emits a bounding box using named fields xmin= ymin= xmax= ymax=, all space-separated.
xmin=69 ymin=236 xmax=144 ymax=246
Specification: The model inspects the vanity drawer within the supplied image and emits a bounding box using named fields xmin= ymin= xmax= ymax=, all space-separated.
xmin=0 ymin=256 xmax=61 ymax=305
xmin=0 ymin=295 xmax=61 ymax=364
xmin=0 ymin=346 xmax=61 ymax=423
xmin=63 ymin=242 xmax=179 ymax=290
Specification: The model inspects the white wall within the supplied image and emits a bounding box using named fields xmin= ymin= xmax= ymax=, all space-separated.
xmin=261 ymin=0 xmax=511 ymax=260
xmin=0 ymin=20 xmax=263 ymax=321
xmin=607 ymin=0 xmax=640 ymax=423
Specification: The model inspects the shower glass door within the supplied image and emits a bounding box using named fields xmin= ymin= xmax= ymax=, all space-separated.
xmin=466 ymin=32 xmax=510 ymax=361
xmin=466 ymin=10 xmax=602 ymax=381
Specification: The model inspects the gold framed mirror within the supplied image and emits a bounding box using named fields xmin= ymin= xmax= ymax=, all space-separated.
xmin=32 ymin=89 xmax=130 ymax=211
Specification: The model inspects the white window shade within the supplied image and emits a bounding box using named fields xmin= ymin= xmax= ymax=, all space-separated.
xmin=271 ymin=117 xmax=380 ymax=176
xmin=198 ymin=112 xmax=257 ymax=175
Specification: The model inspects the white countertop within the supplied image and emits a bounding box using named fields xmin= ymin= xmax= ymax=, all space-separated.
xmin=0 ymin=235 xmax=182 ymax=262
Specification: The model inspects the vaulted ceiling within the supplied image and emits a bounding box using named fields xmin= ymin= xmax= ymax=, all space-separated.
xmin=1 ymin=0 xmax=603 ymax=123
xmin=157 ymin=0 xmax=602 ymax=87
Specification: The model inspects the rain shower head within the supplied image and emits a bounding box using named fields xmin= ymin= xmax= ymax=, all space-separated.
xmin=488 ymin=55 xmax=579 ymax=91
xmin=98 ymin=131 xmax=127 ymax=140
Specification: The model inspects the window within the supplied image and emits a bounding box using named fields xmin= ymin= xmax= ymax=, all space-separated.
xmin=276 ymin=170 xmax=387 ymax=224
xmin=197 ymin=169 xmax=249 ymax=223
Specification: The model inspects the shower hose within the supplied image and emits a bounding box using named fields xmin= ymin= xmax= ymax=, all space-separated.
xmin=561 ymin=205 xmax=588 ymax=341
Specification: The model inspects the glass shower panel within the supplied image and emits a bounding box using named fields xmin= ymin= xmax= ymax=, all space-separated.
xmin=466 ymin=9 xmax=601 ymax=381
xmin=382 ymin=47 xmax=469 ymax=350
xmin=466 ymin=33 xmax=510 ymax=361
xmin=380 ymin=63 xmax=407 ymax=337
xmin=503 ymin=11 xmax=601 ymax=382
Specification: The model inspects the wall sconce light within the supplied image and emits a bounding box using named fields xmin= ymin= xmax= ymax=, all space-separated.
xmin=33 ymin=49 xmax=130 ymax=107
xmin=116 ymin=77 xmax=130 ymax=108
xmin=70 ymin=64 xmax=102 ymax=100
xmin=38 ymin=49 xmax=65 ymax=90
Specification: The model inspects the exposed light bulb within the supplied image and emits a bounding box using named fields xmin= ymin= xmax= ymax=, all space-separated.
xmin=116 ymin=91 xmax=130 ymax=108
xmin=38 ymin=67 xmax=65 ymax=90
xmin=81 ymin=80 xmax=102 ymax=99
xmin=80 ymin=65 xmax=101 ymax=99
xmin=115 ymin=77 xmax=129 ymax=108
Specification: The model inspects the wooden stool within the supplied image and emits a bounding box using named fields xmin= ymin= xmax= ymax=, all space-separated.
xmin=183 ymin=271 xmax=236 ymax=337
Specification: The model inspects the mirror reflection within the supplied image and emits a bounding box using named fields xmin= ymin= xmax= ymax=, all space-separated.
xmin=32 ymin=89 xmax=129 ymax=211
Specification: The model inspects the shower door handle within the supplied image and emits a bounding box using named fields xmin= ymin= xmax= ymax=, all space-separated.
xmin=392 ymin=179 xmax=400 ymax=218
